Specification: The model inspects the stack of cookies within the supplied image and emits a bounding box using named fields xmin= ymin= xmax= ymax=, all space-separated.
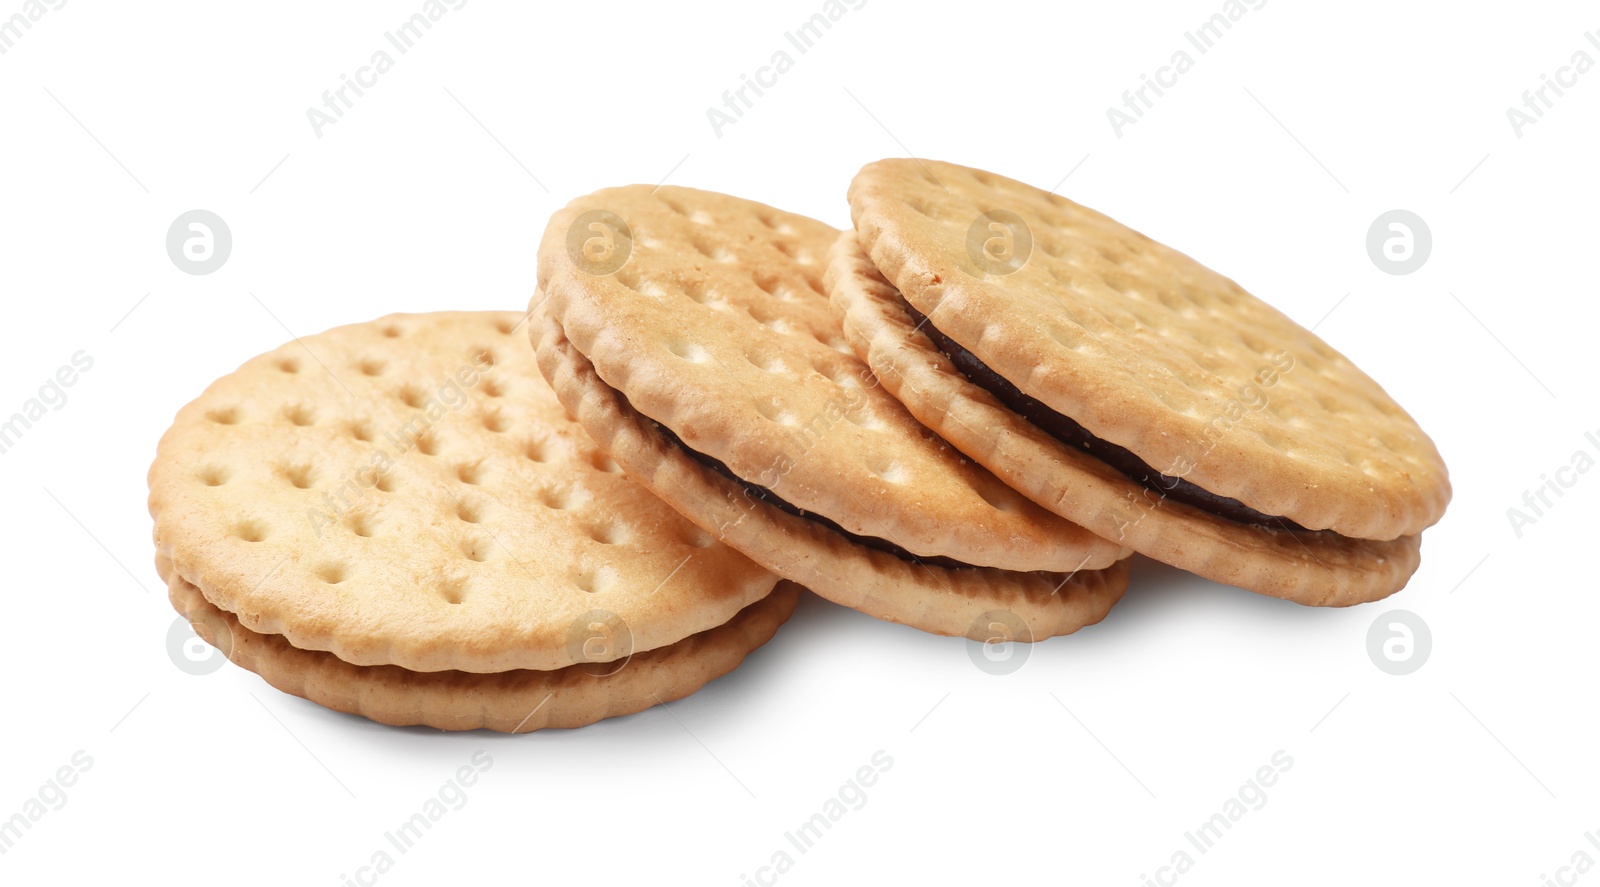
xmin=150 ymin=159 xmax=1449 ymax=733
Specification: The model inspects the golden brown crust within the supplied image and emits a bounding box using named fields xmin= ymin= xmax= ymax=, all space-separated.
xmin=826 ymin=230 xmax=1422 ymax=606
xmin=536 ymin=185 xmax=1124 ymax=572
xmin=162 ymin=556 xmax=799 ymax=733
xmin=848 ymin=159 xmax=1450 ymax=540
xmin=534 ymin=311 xmax=1130 ymax=641
xmin=148 ymin=311 xmax=778 ymax=673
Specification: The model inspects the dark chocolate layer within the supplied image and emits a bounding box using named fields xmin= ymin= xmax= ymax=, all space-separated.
xmin=901 ymin=299 xmax=1303 ymax=530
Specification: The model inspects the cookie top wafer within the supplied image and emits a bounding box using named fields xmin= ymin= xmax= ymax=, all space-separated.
xmin=849 ymin=159 xmax=1450 ymax=540
xmin=535 ymin=185 xmax=1123 ymax=573
xmin=148 ymin=311 xmax=777 ymax=673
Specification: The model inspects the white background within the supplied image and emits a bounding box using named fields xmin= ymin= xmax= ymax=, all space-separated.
xmin=1 ymin=1 xmax=1595 ymax=883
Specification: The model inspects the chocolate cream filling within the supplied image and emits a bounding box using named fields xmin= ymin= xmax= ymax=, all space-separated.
xmin=900 ymin=299 xmax=1305 ymax=531
xmin=643 ymin=416 xmax=974 ymax=569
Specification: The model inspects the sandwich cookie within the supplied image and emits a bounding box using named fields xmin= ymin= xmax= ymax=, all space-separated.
xmin=150 ymin=311 xmax=791 ymax=730
xmin=534 ymin=185 xmax=1129 ymax=641
xmin=837 ymin=159 xmax=1449 ymax=604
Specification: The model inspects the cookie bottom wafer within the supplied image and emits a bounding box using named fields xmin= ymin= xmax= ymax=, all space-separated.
xmin=163 ymin=558 xmax=799 ymax=733
xmin=535 ymin=312 xmax=1129 ymax=642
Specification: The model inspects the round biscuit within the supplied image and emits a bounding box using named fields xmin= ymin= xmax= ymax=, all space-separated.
xmin=848 ymin=158 xmax=1450 ymax=540
xmin=535 ymin=185 xmax=1124 ymax=573
xmin=148 ymin=311 xmax=778 ymax=673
